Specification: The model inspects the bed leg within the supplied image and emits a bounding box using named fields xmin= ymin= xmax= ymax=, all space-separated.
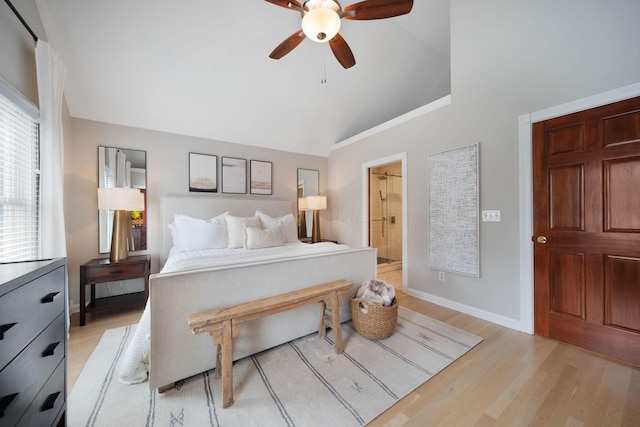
xmin=157 ymin=383 xmax=175 ymax=393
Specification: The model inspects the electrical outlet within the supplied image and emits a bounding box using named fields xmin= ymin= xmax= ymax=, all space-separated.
xmin=438 ymin=271 xmax=445 ymax=281
xmin=482 ymin=210 xmax=501 ymax=222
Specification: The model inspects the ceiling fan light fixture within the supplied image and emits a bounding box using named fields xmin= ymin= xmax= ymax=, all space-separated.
xmin=302 ymin=1 xmax=341 ymax=42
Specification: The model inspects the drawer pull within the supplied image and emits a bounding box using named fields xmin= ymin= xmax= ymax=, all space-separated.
xmin=0 ymin=323 xmax=17 ymax=340
xmin=42 ymin=342 xmax=60 ymax=357
xmin=41 ymin=292 xmax=60 ymax=303
xmin=40 ymin=391 xmax=60 ymax=412
xmin=111 ymin=269 xmax=125 ymax=275
xmin=0 ymin=393 xmax=18 ymax=418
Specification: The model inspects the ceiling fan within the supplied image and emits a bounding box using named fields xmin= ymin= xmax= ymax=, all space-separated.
xmin=265 ymin=0 xmax=413 ymax=69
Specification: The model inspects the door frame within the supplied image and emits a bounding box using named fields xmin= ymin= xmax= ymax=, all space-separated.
xmin=518 ymin=82 xmax=640 ymax=334
xmin=362 ymin=152 xmax=408 ymax=290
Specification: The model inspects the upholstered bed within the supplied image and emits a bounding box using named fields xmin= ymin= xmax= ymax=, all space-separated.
xmin=119 ymin=195 xmax=377 ymax=391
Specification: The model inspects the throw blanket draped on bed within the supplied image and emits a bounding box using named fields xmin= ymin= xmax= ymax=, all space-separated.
xmin=118 ymin=242 xmax=351 ymax=384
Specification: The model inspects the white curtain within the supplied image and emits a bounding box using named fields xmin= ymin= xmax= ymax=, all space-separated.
xmin=36 ymin=41 xmax=69 ymax=330
xmin=116 ymin=149 xmax=128 ymax=187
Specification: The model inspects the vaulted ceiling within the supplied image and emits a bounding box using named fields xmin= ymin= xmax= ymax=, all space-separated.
xmin=36 ymin=0 xmax=450 ymax=156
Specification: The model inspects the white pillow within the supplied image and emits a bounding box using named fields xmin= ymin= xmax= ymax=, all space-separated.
xmin=171 ymin=212 xmax=227 ymax=251
xmin=255 ymin=210 xmax=298 ymax=243
xmin=245 ymin=225 xmax=284 ymax=249
xmin=226 ymin=215 xmax=261 ymax=248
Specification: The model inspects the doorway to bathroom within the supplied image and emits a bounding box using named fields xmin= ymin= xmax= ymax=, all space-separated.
xmin=370 ymin=163 xmax=402 ymax=267
xmin=363 ymin=153 xmax=407 ymax=289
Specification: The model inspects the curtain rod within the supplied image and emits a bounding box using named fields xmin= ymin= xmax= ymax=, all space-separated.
xmin=4 ymin=0 xmax=38 ymax=43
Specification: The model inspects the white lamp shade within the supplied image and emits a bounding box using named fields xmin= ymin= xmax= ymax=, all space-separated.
xmin=98 ymin=187 xmax=145 ymax=211
xmin=302 ymin=7 xmax=341 ymax=42
xmin=298 ymin=197 xmax=308 ymax=210
xmin=306 ymin=195 xmax=327 ymax=210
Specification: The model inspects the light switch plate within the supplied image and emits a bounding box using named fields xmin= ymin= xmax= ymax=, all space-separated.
xmin=482 ymin=210 xmax=501 ymax=222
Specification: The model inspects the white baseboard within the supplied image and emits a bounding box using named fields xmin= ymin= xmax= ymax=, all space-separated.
xmin=405 ymin=288 xmax=523 ymax=332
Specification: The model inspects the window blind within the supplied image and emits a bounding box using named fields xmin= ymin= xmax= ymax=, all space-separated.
xmin=0 ymin=87 xmax=40 ymax=262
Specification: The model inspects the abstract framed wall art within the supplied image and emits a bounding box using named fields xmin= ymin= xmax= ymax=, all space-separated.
xmin=189 ymin=152 xmax=217 ymax=193
xmin=250 ymin=160 xmax=272 ymax=195
xmin=428 ymin=143 xmax=479 ymax=277
xmin=221 ymin=156 xmax=247 ymax=194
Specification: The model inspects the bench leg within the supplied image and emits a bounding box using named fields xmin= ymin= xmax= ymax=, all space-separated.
xmin=221 ymin=319 xmax=234 ymax=408
xmin=214 ymin=342 xmax=222 ymax=379
xmin=318 ymin=301 xmax=327 ymax=339
xmin=330 ymin=292 xmax=344 ymax=354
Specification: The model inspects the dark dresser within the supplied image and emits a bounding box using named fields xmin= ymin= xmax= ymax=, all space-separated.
xmin=0 ymin=258 xmax=66 ymax=427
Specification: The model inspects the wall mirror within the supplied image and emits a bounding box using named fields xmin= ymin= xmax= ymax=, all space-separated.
xmin=297 ymin=168 xmax=318 ymax=238
xmin=98 ymin=146 xmax=147 ymax=253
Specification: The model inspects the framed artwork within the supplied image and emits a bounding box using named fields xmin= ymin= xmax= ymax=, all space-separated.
xmin=250 ymin=160 xmax=272 ymax=195
xmin=222 ymin=156 xmax=247 ymax=194
xmin=428 ymin=143 xmax=479 ymax=277
xmin=189 ymin=153 xmax=217 ymax=193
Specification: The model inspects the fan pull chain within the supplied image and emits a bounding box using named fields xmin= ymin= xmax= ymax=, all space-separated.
xmin=320 ymin=47 xmax=327 ymax=84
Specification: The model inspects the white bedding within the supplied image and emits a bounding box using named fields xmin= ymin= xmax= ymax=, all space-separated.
xmin=118 ymin=241 xmax=352 ymax=384
xmin=161 ymin=241 xmax=350 ymax=274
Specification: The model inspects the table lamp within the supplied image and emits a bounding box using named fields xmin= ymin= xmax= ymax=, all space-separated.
xmin=97 ymin=187 xmax=145 ymax=262
xmin=305 ymin=195 xmax=326 ymax=243
xmin=298 ymin=197 xmax=308 ymax=238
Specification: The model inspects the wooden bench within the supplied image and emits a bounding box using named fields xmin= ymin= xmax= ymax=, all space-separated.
xmin=188 ymin=279 xmax=353 ymax=408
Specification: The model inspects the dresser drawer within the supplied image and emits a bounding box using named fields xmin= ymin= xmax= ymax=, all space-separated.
xmin=0 ymin=313 xmax=65 ymax=426
xmin=17 ymin=359 xmax=65 ymax=427
xmin=82 ymin=260 xmax=147 ymax=283
xmin=0 ymin=266 xmax=65 ymax=369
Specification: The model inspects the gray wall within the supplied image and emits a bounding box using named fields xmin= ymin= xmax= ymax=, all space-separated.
xmin=64 ymin=117 xmax=327 ymax=310
xmin=328 ymin=0 xmax=640 ymax=325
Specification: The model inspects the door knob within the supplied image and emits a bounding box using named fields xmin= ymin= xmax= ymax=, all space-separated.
xmin=536 ymin=236 xmax=547 ymax=244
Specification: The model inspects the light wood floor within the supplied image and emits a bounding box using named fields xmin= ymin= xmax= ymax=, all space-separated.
xmin=68 ymin=290 xmax=640 ymax=426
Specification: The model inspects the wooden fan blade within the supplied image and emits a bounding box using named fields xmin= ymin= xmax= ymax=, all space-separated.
xmin=329 ymin=34 xmax=356 ymax=69
xmin=264 ymin=0 xmax=302 ymax=11
xmin=269 ymin=30 xmax=306 ymax=59
xmin=343 ymin=0 xmax=413 ymax=20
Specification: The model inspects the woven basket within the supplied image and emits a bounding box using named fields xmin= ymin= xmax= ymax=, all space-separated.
xmin=351 ymin=297 xmax=398 ymax=340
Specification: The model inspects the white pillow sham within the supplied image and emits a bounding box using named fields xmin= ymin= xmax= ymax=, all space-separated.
xmin=255 ymin=210 xmax=298 ymax=243
xmin=226 ymin=215 xmax=261 ymax=248
xmin=244 ymin=225 xmax=284 ymax=249
xmin=171 ymin=212 xmax=228 ymax=251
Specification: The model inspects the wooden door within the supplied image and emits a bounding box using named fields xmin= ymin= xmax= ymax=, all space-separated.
xmin=533 ymin=96 xmax=640 ymax=366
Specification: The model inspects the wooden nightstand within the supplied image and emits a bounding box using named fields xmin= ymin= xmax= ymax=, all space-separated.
xmin=79 ymin=255 xmax=150 ymax=326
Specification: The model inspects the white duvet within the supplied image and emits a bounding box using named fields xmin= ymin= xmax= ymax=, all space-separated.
xmin=118 ymin=241 xmax=351 ymax=385
xmin=161 ymin=241 xmax=350 ymax=274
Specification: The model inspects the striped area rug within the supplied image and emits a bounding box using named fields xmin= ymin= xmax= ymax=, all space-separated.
xmin=68 ymin=307 xmax=482 ymax=426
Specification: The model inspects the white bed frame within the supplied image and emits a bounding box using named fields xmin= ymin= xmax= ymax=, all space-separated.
xmin=149 ymin=195 xmax=377 ymax=390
